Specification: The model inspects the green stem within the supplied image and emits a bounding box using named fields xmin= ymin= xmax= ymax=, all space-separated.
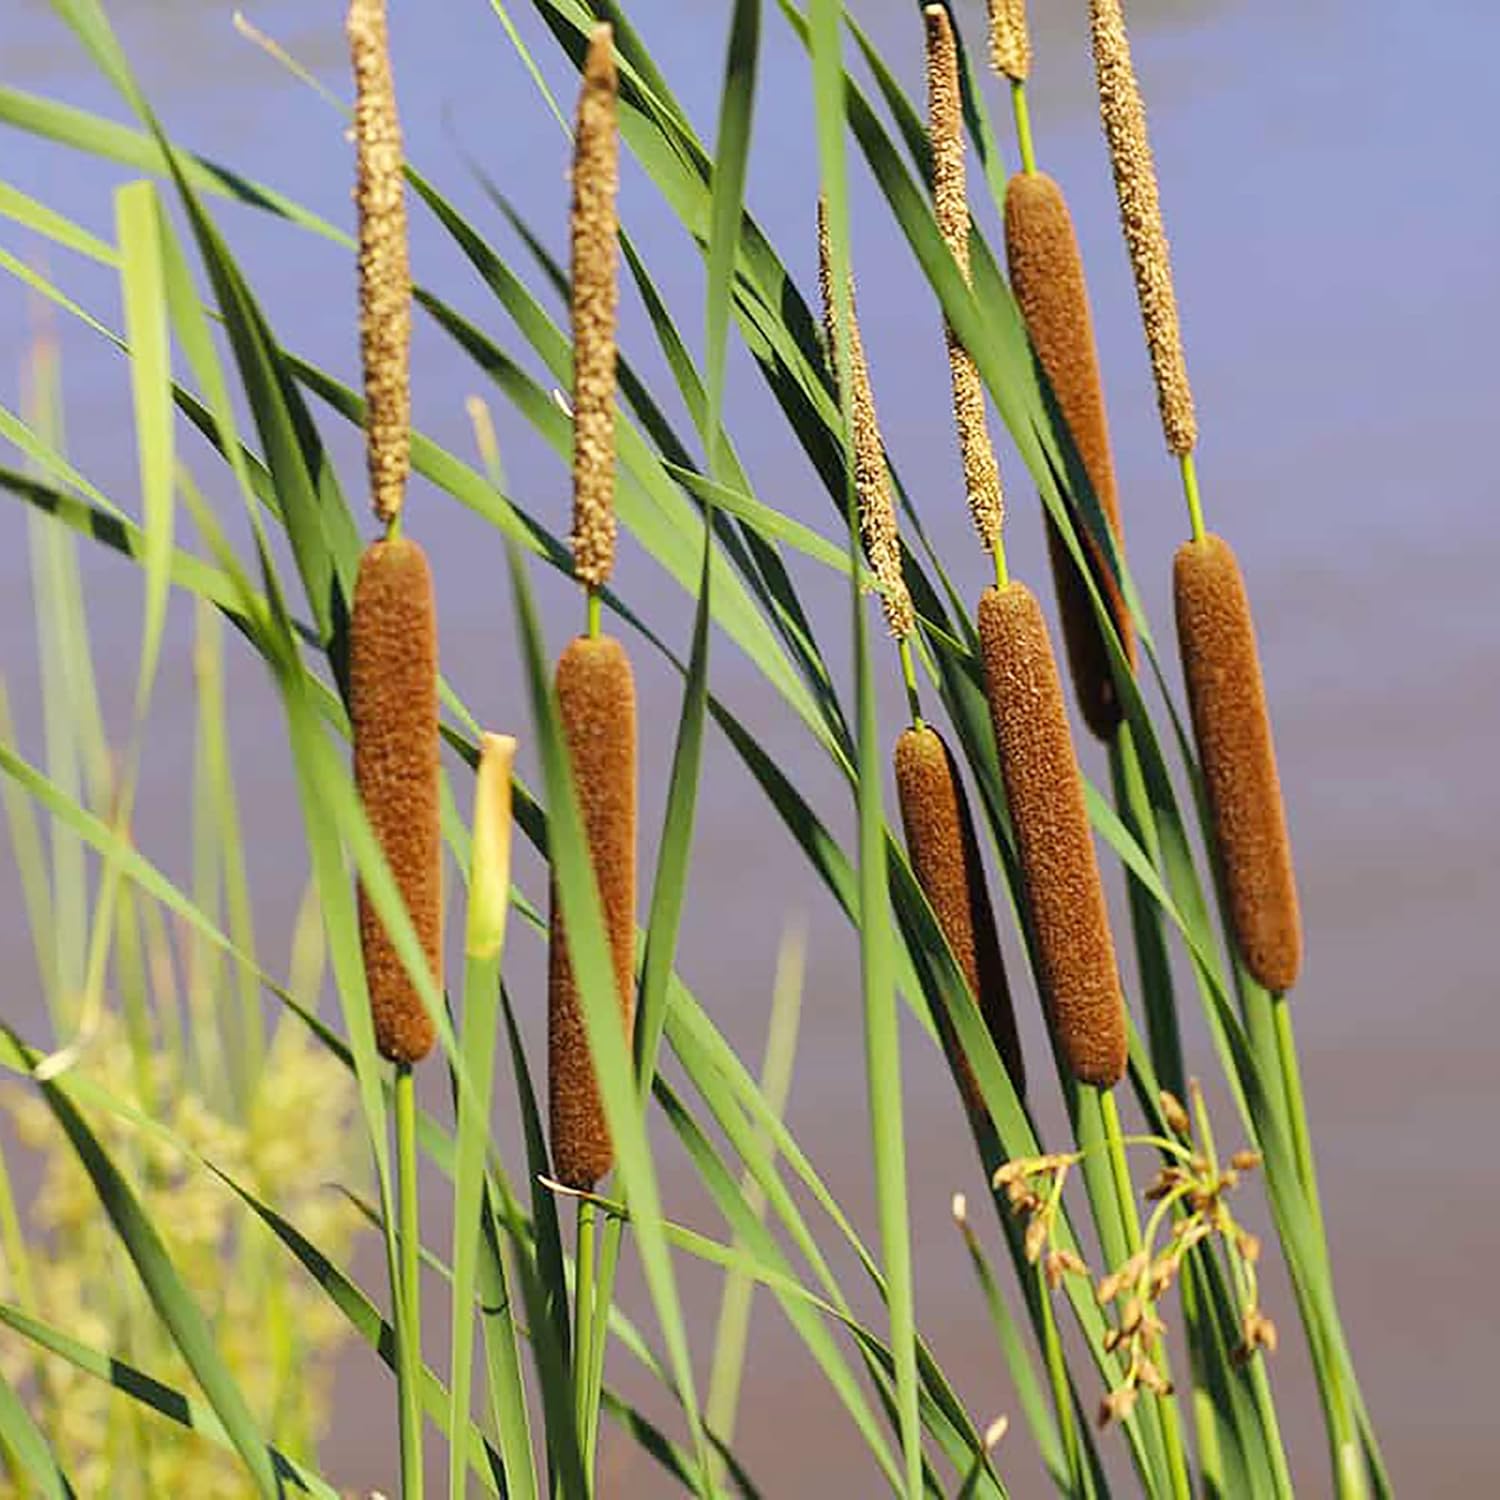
xmin=394 ymin=1064 xmax=424 ymax=1500
xmin=1273 ymin=996 xmax=1328 ymax=1256
xmin=1036 ymin=1274 xmax=1086 ymax=1499
xmin=1100 ymin=1088 xmax=1192 ymax=1500
xmin=573 ymin=1197 xmax=598 ymax=1489
xmin=586 ymin=587 xmax=602 ymax=641
xmin=992 ymin=537 xmax=1009 ymax=591
xmin=584 ymin=1211 xmax=622 ymax=1472
xmin=1179 ymin=453 xmax=1206 ymax=544
xmin=897 ymin=637 xmax=922 ymax=726
xmin=1010 ymin=80 xmax=1037 ymax=177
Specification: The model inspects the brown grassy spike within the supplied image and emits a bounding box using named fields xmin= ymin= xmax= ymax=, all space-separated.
xmin=1005 ymin=170 xmax=1136 ymax=739
xmin=351 ymin=536 xmax=442 ymax=1064
xmin=895 ymin=725 xmax=1025 ymax=1112
xmin=977 ymin=582 xmax=1127 ymax=1087
xmin=1174 ymin=534 xmax=1301 ymax=991
xmin=548 ymin=633 xmax=637 ymax=1190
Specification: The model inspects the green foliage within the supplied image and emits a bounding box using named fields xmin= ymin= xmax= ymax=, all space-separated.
xmin=0 ymin=2 xmax=1386 ymax=1497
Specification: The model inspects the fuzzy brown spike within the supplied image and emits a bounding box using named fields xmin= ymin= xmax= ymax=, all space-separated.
xmin=570 ymin=24 xmax=621 ymax=590
xmin=1089 ymin=0 xmax=1196 ymax=457
xmin=895 ymin=724 xmax=1025 ymax=1113
xmin=548 ymin=633 xmax=637 ymax=1190
xmin=977 ymin=582 xmax=1127 ymax=1087
xmin=1174 ymin=535 xmax=1301 ymax=991
xmin=348 ymin=0 xmax=411 ymax=525
xmin=985 ymin=0 xmax=1032 ymax=82
xmin=816 ymin=200 xmax=917 ymax=641
xmin=1005 ymin=170 xmax=1136 ymax=739
xmin=925 ymin=5 xmax=1005 ymax=555
xmin=351 ymin=536 xmax=441 ymax=1064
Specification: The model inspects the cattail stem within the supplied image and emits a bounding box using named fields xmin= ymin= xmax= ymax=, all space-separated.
xmin=1100 ymin=1087 xmax=1191 ymax=1500
xmin=1010 ymin=80 xmax=1037 ymax=176
xmin=573 ymin=1196 xmax=599 ymax=1446
xmin=1179 ymin=452 xmax=1207 ymax=544
xmin=394 ymin=1062 xmax=424 ymax=1499
xmin=586 ymin=587 xmax=602 ymax=641
xmin=898 ymin=638 xmax=923 ymax=726
xmin=1273 ymin=997 xmax=1327 ymax=1253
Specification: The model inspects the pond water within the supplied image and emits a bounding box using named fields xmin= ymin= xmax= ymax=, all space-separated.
xmin=2 ymin=0 xmax=1497 ymax=1493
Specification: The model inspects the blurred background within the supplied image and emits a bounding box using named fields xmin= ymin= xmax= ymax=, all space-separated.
xmin=2 ymin=0 xmax=1496 ymax=1492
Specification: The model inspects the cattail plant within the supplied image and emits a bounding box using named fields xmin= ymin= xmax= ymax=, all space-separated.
xmin=346 ymin=1 xmax=432 ymax=1492
xmin=347 ymin=0 xmax=439 ymax=1070
xmin=983 ymin=0 xmax=1135 ymax=740
xmin=818 ymin=200 xmax=1023 ymax=1114
xmin=1088 ymin=0 xmax=1301 ymax=992
xmin=549 ymin=23 xmax=637 ymax=1196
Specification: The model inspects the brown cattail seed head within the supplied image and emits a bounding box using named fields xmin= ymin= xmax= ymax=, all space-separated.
xmin=977 ymin=583 xmax=1127 ymax=1087
xmin=1005 ymin=170 xmax=1136 ymax=738
xmin=1174 ymin=534 xmax=1301 ymax=990
xmin=1089 ymin=0 xmax=1196 ymax=457
xmin=549 ymin=633 xmax=637 ymax=1189
xmin=570 ymin=25 xmax=621 ymax=590
xmin=985 ymin=0 xmax=1032 ymax=82
xmin=817 ymin=200 xmax=916 ymax=640
xmin=348 ymin=0 xmax=411 ymax=525
xmin=895 ymin=724 xmax=1025 ymax=1113
xmin=351 ymin=537 xmax=441 ymax=1064
xmin=924 ymin=5 xmax=1005 ymax=554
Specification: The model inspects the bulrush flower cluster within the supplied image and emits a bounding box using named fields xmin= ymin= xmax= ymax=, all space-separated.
xmin=1094 ymin=1083 xmax=1276 ymax=1425
xmin=992 ymin=1152 xmax=1089 ymax=1288
xmin=992 ymin=1082 xmax=1277 ymax=1429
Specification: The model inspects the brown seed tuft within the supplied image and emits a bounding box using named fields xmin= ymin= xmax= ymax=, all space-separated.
xmin=1005 ymin=170 xmax=1136 ymax=738
xmin=925 ymin=6 xmax=1005 ymax=554
xmin=350 ymin=536 xmax=442 ymax=1064
xmin=348 ymin=0 xmax=411 ymax=525
xmin=985 ymin=0 xmax=1032 ymax=82
xmin=895 ymin=723 xmax=1025 ymax=1114
xmin=977 ymin=583 xmax=1127 ymax=1087
xmin=816 ymin=201 xmax=916 ymax=640
xmin=1089 ymin=0 xmax=1196 ymax=457
xmin=1174 ymin=534 xmax=1301 ymax=990
xmin=570 ymin=25 xmax=621 ymax=590
xmin=548 ymin=633 xmax=637 ymax=1189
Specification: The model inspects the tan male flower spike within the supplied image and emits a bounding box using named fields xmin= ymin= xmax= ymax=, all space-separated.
xmin=985 ymin=0 xmax=1031 ymax=83
xmin=348 ymin=0 xmax=411 ymax=525
xmin=924 ymin=6 xmax=1005 ymax=556
xmin=816 ymin=199 xmax=916 ymax=641
xmin=1089 ymin=0 xmax=1197 ymax=456
xmin=570 ymin=23 xmax=622 ymax=590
